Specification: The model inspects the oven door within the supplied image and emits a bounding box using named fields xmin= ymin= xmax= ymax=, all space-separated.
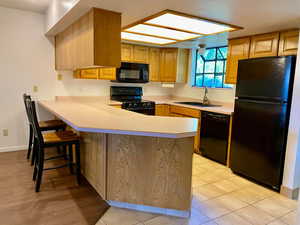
xmin=116 ymin=62 xmax=149 ymax=83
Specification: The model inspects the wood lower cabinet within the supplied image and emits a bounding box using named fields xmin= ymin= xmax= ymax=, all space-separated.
xmin=80 ymin=132 xmax=107 ymax=198
xmin=249 ymin=32 xmax=280 ymax=58
xmin=278 ymin=29 xmax=299 ymax=56
xmin=160 ymin=48 xmax=189 ymax=83
xmin=155 ymin=104 xmax=169 ymax=116
xmin=149 ymin=48 xmax=161 ymax=82
xmin=225 ymin=37 xmax=250 ymax=84
xmin=169 ymin=105 xmax=201 ymax=152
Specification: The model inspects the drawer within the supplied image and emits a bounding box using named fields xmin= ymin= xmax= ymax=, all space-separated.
xmin=170 ymin=105 xmax=200 ymax=118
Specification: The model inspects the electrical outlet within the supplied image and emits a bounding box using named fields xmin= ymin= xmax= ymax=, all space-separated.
xmin=33 ymin=85 xmax=38 ymax=92
xmin=3 ymin=129 xmax=8 ymax=136
xmin=57 ymin=74 xmax=63 ymax=80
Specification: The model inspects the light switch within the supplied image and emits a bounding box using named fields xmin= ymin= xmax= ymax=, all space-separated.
xmin=33 ymin=85 xmax=38 ymax=92
xmin=3 ymin=129 xmax=8 ymax=136
xmin=57 ymin=74 xmax=63 ymax=80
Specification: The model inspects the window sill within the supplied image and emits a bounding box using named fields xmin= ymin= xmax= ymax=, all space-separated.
xmin=191 ymin=85 xmax=234 ymax=90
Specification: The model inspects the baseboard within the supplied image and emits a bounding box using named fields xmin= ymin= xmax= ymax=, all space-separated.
xmin=280 ymin=185 xmax=299 ymax=200
xmin=0 ymin=145 xmax=27 ymax=153
xmin=107 ymin=200 xmax=190 ymax=218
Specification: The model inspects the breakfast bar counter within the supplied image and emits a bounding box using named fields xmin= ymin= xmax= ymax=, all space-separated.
xmin=38 ymin=96 xmax=197 ymax=217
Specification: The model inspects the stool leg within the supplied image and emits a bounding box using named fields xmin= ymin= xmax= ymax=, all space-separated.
xmin=32 ymin=141 xmax=38 ymax=181
xmin=63 ymin=145 xmax=67 ymax=160
xmin=35 ymin=145 xmax=44 ymax=192
xmin=31 ymin=137 xmax=37 ymax=166
xmin=27 ymin=125 xmax=33 ymax=159
xmin=68 ymin=144 xmax=74 ymax=174
xmin=75 ymin=143 xmax=81 ymax=185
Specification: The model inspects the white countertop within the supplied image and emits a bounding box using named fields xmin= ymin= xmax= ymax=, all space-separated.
xmin=109 ymin=96 xmax=234 ymax=115
xmin=38 ymin=96 xmax=198 ymax=138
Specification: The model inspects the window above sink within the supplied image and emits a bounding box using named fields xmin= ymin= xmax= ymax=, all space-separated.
xmin=193 ymin=46 xmax=233 ymax=89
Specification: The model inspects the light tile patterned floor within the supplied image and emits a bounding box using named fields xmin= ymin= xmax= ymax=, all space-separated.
xmin=96 ymin=154 xmax=298 ymax=225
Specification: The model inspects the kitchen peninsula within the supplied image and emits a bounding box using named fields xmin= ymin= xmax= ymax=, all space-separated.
xmin=38 ymin=96 xmax=198 ymax=217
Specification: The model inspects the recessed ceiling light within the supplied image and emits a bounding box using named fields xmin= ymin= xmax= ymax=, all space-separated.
xmin=122 ymin=10 xmax=242 ymax=45
xmin=145 ymin=13 xmax=235 ymax=35
xmin=125 ymin=24 xmax=201 ymax=40
xmin=121 ymin=32 xmax=175 ymax=45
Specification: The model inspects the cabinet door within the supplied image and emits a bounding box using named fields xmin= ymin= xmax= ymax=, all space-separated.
xmin=160 ymin=48 xmax=178 ymax=82
xmin=249 ymin=32 xmax=279 ymax=58
xmin=99 ymin=68 xmax=116 ymax=80
xmin=55 ymin=33 xmax=64 ymax=70
xmin=149 ymin=48 xmax=161 ymax=82
xmin=225 ymin=38 xmax=250 ymax=84
xmin=278 ymin=30 xmax=299 ymax=56
xmin=80 ymin=68 xmax=99 ymax=79
xmin=133 ymin=45 xmax=149 ymax=63
xmin=121 ymin=44 xmax=133 ymax=61
xmin=176 ymin=49 xmax=189 ymax=83
xmin=155 ymin=104 xmax=169 ymax=116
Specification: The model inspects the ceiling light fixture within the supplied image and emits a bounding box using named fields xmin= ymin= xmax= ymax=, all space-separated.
xmin=121 ymin=32 xmax=175 ymax=45
xmin=122 ymin=9 xmax=242 ymax=46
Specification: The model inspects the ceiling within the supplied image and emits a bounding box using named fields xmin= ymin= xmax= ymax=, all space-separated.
xmin=0 ymin=0 xmax=51 ymax=13
xmin=1 ymin=0 xmax=300 ymax=47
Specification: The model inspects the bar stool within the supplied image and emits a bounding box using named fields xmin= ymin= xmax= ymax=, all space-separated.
xmin=23 ymin=94 xmax=66 ymax=164
xmin=25 ymin=97 xmax=81 ymax=192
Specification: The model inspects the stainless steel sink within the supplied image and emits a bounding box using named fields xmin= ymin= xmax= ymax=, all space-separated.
xmin=175 ymin=101 xmax=221 ymax=107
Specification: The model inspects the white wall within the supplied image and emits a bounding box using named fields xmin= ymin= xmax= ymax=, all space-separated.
xmin=0 ymin=6 xmax=172 ymax=151
xmin=282 ymin=32 xmax=300 ymax=191
xmin=0 ymin=7 xmax=57 ymax=151
xmin=45 ymin=0 xmax=79 ymax=32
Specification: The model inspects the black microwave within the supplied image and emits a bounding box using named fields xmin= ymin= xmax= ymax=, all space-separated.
xmin=115 ymin=62 xmax=149 ymax=83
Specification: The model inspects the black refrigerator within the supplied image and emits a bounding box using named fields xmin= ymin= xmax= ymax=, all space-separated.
xmin=230 ymin=56 xmax=296 ymax=191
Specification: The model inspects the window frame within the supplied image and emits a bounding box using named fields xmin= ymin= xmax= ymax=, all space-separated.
xmin=193 ymin=46 xmax=230 ymax=88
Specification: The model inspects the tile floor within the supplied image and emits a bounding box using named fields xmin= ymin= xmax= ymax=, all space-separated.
xmin=96 ymin=154 xmax=298 ymax=225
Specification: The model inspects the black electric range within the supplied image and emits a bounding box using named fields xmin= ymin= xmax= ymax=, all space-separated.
xmin=110 ymin=86 xmax=155 ymax=115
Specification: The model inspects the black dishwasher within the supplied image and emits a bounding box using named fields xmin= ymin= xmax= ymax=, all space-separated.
xmin=200 ymin=111 xmax=230 ymax=165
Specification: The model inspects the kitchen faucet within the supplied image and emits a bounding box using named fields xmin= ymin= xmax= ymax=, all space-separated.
xmin=203 ymin=87 xmax=210 ymax=105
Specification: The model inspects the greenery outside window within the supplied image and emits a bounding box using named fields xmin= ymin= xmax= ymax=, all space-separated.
xmin=194 ymin=46 xmax=232 ymax=88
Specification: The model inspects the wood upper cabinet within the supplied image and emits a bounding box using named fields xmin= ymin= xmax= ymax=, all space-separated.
xmin=80 ymin=68 xmax=99 ymax=79
xmin=132 ymin=45 xmax=149 ymax=63
xmin=121 ymin=44 xmax=133 ymax=62
xmin=249 ymin=32 xmax=280 ymax=58
xmin=99 ymin=68 xmax=116 ymax=80
xmin=225 ymin=37 xmax=250 ymax=84
xmin=160 ymin=48 xmax=189 ymax=83
xmin=55 ymin=8 xmax=121 ymax=70
xmin=149 ymin=48 xmax=161 ymax=82
xmin=278 ymin=29 xmax=299 ymax=56
xmin=75 ymin=67 xmax=116 ymax=80
xmin=160 ymin=48 xmax=178 ymax=82
xmin=121 ymin=44 xmax=149 ymax=63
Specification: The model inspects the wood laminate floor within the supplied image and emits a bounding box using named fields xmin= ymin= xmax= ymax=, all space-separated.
xmin=0 ymin=150 xmax=109 ymax=225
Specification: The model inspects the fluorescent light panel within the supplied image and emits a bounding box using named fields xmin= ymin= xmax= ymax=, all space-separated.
xmin=125 ymin=24 xmax=201 ymax=40
xmin=121 ymin=32 xmax=174 ymax=44
xmin=145 ymin=13 xmax=234 ymax=35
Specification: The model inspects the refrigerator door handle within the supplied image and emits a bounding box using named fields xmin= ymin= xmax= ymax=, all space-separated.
xmin=236 ymin=99 xmax=287 ymax=105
